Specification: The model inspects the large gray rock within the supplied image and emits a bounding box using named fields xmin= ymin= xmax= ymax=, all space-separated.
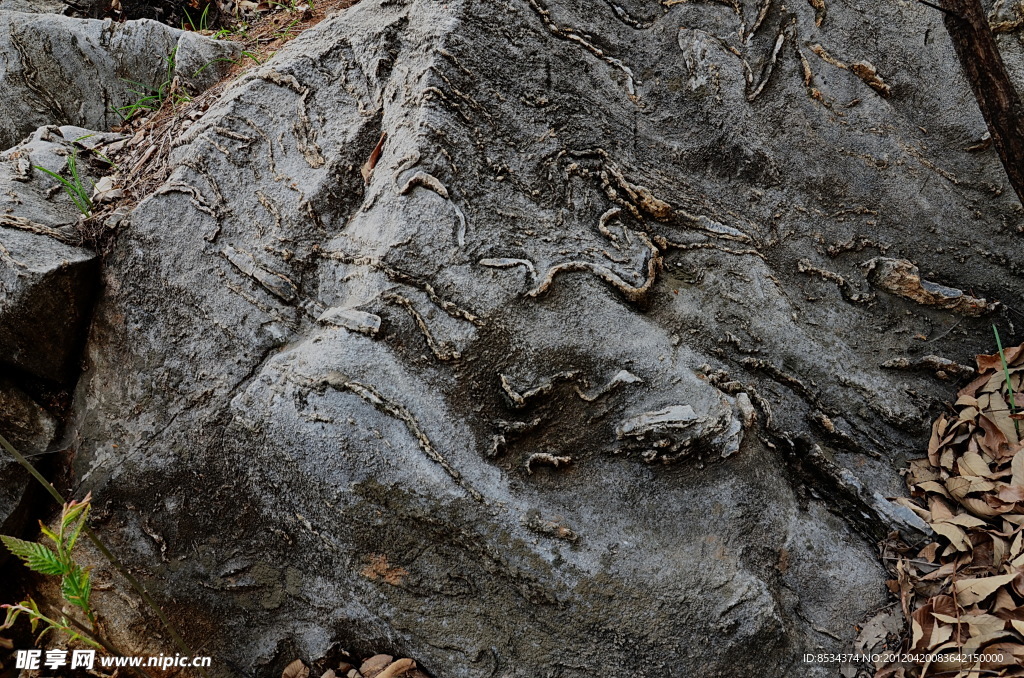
xmin=62 ymin=0 xmax=1023 ymax=675
xmin=0 ymin=12 xmax=240 ymax=151
xmin=0 ymin=226 xmax=99 ymax=381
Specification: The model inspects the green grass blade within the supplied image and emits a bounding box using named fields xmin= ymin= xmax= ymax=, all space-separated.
xmin=994 ymin=324 xmax=1020 ymax=436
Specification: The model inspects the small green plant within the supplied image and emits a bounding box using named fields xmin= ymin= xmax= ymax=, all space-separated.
xmin=1 ymin=494 xmax=102 ymax=650
xmin=115 ymin=48 xmax=192 ymax=121
xmin=34 ymin=151 xmax=92 ymax=216
xmin=182 ymin=3 xmax=212 ymax=32
xmin=0 ymin=432 xmax=207 ymax=677
xmin=993 ymin=324 xmax=1020 ymax=436
xmin=276 ymin=17 xmax=302 ymax=39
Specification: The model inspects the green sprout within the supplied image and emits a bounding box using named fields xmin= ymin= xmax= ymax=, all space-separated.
xmin=1 ymin=494 xmax=102 ymax=650
xmin=34 ymin=150 xmax=91 ymax=216
xmin=182 ymin=3 xmax=213 ymax=32
xmin=115 ymin=48 xmax=192 ymax=121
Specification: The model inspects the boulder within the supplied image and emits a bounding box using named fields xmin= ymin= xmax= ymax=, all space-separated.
xmin=0 ymin=226 xmax=99 ymax=382
xmin=0 ymin=0 xmax=68 ymax=13
xmin=57 ymin=0 xmax=1024 ymax=675
xmin=0 ymin=12 xmax=240 ymax=151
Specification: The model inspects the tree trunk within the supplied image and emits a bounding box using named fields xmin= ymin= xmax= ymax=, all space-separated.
xmin=940 ymin=0 xmax=1024 ymax=203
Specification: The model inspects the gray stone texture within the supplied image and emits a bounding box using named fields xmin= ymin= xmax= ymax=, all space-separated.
xmin=40 ymin=0 xmax=1024 ymax=675
xmin=0 ymin=226 xmax=99 ymax=381
xmin=0 ymin=11 xmax=240 ymax=150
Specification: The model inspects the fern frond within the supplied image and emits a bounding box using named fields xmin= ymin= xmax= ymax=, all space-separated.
xmin=1 ymin=536 xmax=66 ymax=575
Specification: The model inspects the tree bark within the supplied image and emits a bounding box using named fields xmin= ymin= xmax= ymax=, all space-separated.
xmin=939 ymin=0 xmax=1024 ymax=203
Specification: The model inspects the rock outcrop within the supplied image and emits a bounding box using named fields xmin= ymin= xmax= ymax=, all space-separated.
xmin=0 ymin=0 xmax=1016 ymax=674
xmin=0 ymin=11 xmax=239 ymax=149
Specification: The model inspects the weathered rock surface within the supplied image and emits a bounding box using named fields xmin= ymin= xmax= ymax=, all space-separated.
xmin=0 ymin=0 xmax=65 ymax=13
xmin=54 ymin=0 xmax=1024 ymax=675
xmin=0 ymin=379 xmax=57 ymax=559
xmin=0 ymin=125 xmax=121 ymax=232
xmin=0 ymin=459 xmax=33 ymax=544
xmin=0 ymin=12 xmax=240 ymax=150
xmin=0 ymin=378 xmax=58 ymax=452
xmin=0 ymin=226 xmax=99 ymax=381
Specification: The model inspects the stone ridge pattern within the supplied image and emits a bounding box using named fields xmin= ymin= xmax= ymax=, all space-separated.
xmin=57 ymin=0 xmax=1024 ymax=675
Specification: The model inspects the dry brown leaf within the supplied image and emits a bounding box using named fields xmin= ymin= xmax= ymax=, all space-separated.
xmin=993 ymin=534 xmax=1009 ymax=565
xmin=1012 ymin=531 xmax=1024 ymax=558
xmin=963 ymin=630 xmax=1019 ymax=654
xmin=957 ymin=394 xmax=981 ymax=408
xmin=930 ymin=416 xmax=951 ymax=465
xmin=978 ymin=345 xmax=1024 ymax=373
xmin=856 ymin=606 xmax=904 ymax=653
xmin=283 ymin=660 xmax=311 ymax=678
xmin=998 ymin=484 xmax=1024 ymax=503
xmin=1013 ymin=573 xmax=1024 ymax=598
xmin=910 ymin=458 xmax=942 ymax=485
xmin=928 ymin=494 xmax=956 ymax=519
xmin=993 ymin=587 xmax=1018 ymax=612
xmin=940 ymin=446 xmax=956 ymax=470
xmin=944 ymin=513 xmax=989 ymax=528
xmin=1013 ymin=450 xmax=1024 ymax=487
xmin=931 ymin=522 xmax=970 ymax=551
xmin=963 ymin=495 xmax=1005 ymax=517
xmin=961 ymin=371 xmax=994 ymax=398
xmin=911 ymin=604 xmax=934 ymax=650
xmin=360 ymin=655 xmax=394 ymax=678
xmin=960 ymin=450 xmax=996 ymax=478
xmin=921 ymin=562 xmax=957 ymax=581
xmin=978 ymin=641 xmax=1024 ymax=666
xmin=947 ymin=476 xmax=997 ymax=500
xmin=377 ymin=659 xmax=416 ymax=678
xmin=953 ymin=572 xmax=1017 ymax=606
xmin=962 ymin=612 xmax=1007 ymax=636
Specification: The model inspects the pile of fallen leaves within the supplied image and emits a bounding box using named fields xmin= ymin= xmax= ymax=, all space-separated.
xmin=883 ymin=342 xmax=1024 ymax=676
xmin=284 ymin=653 xmax=428 ymax=678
